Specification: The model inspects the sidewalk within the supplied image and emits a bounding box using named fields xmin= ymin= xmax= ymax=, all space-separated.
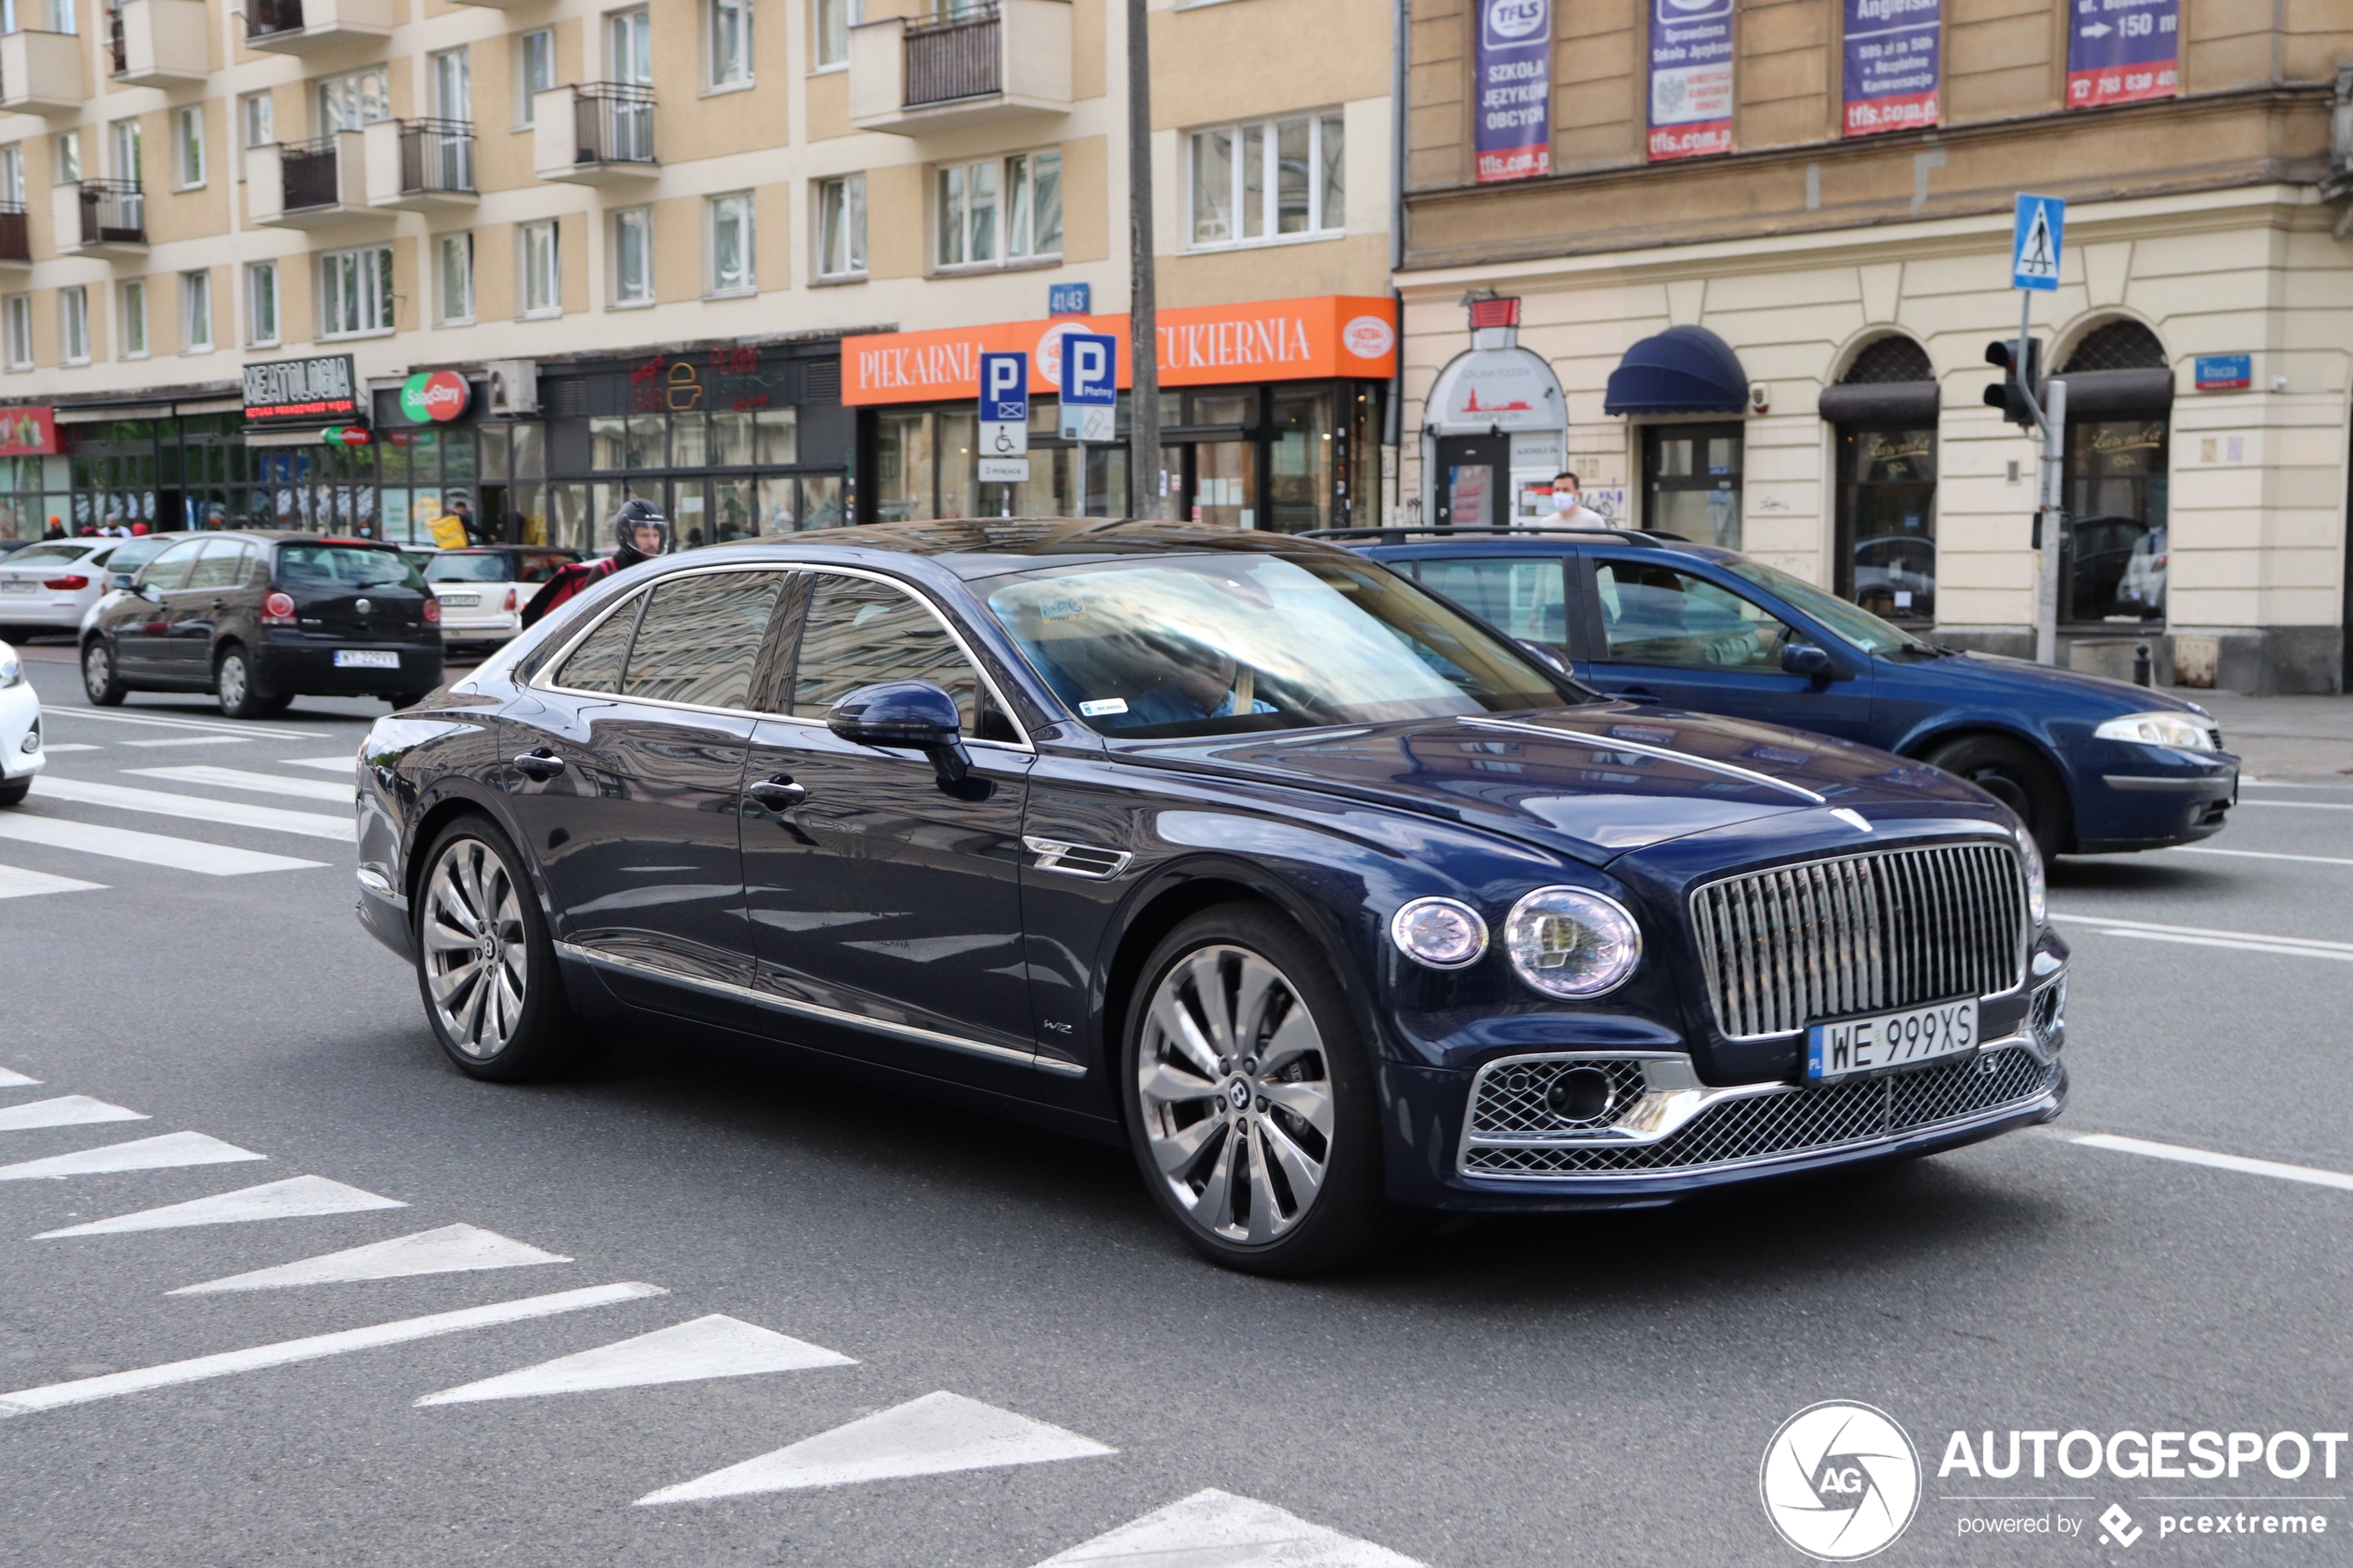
xmin=2193 ymin=689 xmax=2353 ymax=785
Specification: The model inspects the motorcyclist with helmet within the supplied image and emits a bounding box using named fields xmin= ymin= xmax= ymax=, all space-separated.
xmin=520 ymin=498 xmax=674 ymax=629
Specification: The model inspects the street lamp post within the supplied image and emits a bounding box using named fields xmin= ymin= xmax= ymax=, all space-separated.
xmin=1126 ymin=0 xmax=1162 ymax=520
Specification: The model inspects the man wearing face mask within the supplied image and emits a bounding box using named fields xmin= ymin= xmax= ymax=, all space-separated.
xmin=1544 ymin=471 xmax=1607 ymax=529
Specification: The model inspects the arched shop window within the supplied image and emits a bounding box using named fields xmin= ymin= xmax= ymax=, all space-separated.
xmin=2058 ymin=320 xmax=2171 ymax=627
xmin=1822 ymin=334 xmax=1939 ymax=623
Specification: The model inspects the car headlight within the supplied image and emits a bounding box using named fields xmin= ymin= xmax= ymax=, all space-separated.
xmin=1504 ymin=887 xmax=1642 ymax=997
xmin=0 ymin=646 xmax=19 ymax=689
xmin=2014 ymin=823 xmax=2047 ymax=927
xmin=1390 ymin=897 xmax=1489 ymax=969
xmin=2093 ymin=710 xmax=2215 ymax=751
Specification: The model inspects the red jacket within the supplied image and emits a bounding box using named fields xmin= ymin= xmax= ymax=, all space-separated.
xmin=520 ymin=557 xmax=621 ymax=630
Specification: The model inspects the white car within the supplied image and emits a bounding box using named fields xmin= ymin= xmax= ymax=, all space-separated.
xmin=0 ymin=639 xmax=41 ymax=806
xmin=0 ymin=538 xmax=124 ymax=641
xmin=424 ymin=546 xmax=581 ymax=649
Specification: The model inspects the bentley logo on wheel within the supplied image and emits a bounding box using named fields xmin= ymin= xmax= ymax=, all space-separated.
xmin=1759 ymin=1401 xmax=1920 ymax=1561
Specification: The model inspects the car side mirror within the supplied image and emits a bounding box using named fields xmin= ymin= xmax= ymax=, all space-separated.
xmin=1781 ymin=640 xmax=1843 ymax=680
xmin=133 ymin=580 xmax=163 ymax=602
xmin=1517 ymin=638 xmax=1571 ymax=676
xmin=827 ymin=679 xmax=973 ymax=785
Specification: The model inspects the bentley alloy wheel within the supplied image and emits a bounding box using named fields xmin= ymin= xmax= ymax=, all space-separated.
xmin=422 ymin=834 xmax=531 ymax=1060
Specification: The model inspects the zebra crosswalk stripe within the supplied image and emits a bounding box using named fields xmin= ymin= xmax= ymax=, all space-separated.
xmin=127 ymin=765 xmax=354 ymax=803
xmin=30 ymin=777 xmax=353 ymax=841
xmin=0 ymin=813 xmax=327 ymax=875
xmin=0 ymin=861 xmax=106 ymax=898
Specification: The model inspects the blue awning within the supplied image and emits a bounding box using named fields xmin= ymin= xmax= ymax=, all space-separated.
xmin=1603 ymin=325 xmax=1750 ymax=416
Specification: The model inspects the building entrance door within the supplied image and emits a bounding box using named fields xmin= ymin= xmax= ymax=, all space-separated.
xmin=1433 ymin=434 xmax=1507 ymax=529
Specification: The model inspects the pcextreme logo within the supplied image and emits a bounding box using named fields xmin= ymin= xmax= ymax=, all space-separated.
xmin=1761 ymin=1401 xmax=1922 ymax=1561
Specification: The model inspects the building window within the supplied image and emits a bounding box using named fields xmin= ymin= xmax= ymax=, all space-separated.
xmin=181 ymin=269 xmax=211 ymax=352
xmin=813 ymin=0 xmax=851 ymax=68
xmin=1829 ymin=336 xmax=1939 ymax=623
xmin=0 ymin=145 xmax=21 ymax=207
xmin=317 ymin=68 xmax=390 ymax=133
xmin=53 ymin=132 xmax=79 ymax=184
xmin=936 ymin=152 xmax=1059 ymax=270
xmin=519 ymin=30 xmax=555 ymax=124
xmin=107 ymin=118 xmax=140 ymax=182
xmin=521 ymin=220 xmax=560 ymax=318
xmin=33 ymin=0 xmax=73 ymax=31
xmin=709 ymin=0 xmax=750 ymax=87
xmin=120 ymin=279 xmax=146 ymax=358
xmin=320 ymin=244 xmax=395 ymax=337
xmin=1006 ymin=150 xmax=1060 ymax=260
xmin=1188 ymin=111 xmax=1343 ymax=247
xmin=816 ymin=173 xmax=865 ymax=279
xmin=240 ymin=91 xmax=273 ymax=149
xmin=707 ymin=192 xmax=752 ymax=295
xmin=612 ymin=207 xmax=652 ymax=306
xmin=438 ymin=233 xmax=473 ymax=325
xmin=171 ymin=104 xmax=203 ymax=189
xmin=3 ymin=295 xmax=29 ymax=370
xmin=431 ymin=47 xmax=472 ymax=120
xmin=1642 ymin=424 xmax=1743 ymax=550
xmin=245 ymin=260 xmax=278 ymax=346
xmin=60 ymin=284 xmax=89 ymax=365
xmin=609 ymin=8 xmax=651 ymax=85
xmin=936 ymin=160 xmax=997 ymax=270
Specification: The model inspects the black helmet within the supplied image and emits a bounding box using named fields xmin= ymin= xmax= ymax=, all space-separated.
xmin=610 ymin=498 xmax=673 ymax=566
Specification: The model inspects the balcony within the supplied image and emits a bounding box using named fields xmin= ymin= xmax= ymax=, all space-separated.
xmin=52 ymin=180 xmax=145 ymax=256
xmin=533 ymin=83 xmax=657 ymax=185
xmin=242 ymin=0 xmax=395 ymax=56
xmin=849 ymin=0 xmax=1069 ymax=136
xmin=107 ymin=0 xmax=208 ymax=86
xmin=0 ymin=29 xmax=86 ymax=116
xmin=363 ymin=119 xmax=476 ymax=210
xmin=0 ymin=203 xmax=29 ymax=271
xmin=248 ymin=132 xmax=380 ymax=230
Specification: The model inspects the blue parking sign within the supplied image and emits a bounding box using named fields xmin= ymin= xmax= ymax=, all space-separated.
xmin=979 ymin=352 xmax=1027 ymax=424
xmin=1062 ymin=332 xmax=1117 ymax=406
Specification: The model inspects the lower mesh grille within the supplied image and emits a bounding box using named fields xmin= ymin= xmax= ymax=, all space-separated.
xmin=1461 ymin=1047 xmax=2058 ymax=1177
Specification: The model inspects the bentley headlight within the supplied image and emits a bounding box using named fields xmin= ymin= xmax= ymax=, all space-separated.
xmin=2014 ymin=823 xmax=2047 ymax=927
xmin=1504 ymin=887 xmax=1642 ymax=997
xmin=1390 ymin=897 xmax=1488 ymax=969
xmin=2094 ymin=711 xmax=2215 ymax=751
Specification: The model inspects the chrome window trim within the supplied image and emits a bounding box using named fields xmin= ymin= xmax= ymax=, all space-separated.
xmin=554 ymin=940 xmax=1085 ymax=1076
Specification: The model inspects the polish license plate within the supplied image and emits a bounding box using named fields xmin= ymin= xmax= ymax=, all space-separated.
xmin=0 ymin=580 xmax=35 ymax=593
xmin=1806 ymin=997 xmax=1980 ymax=1082
xmin=437 ymin=593 xmax=480 ymax=608
xmin=333 ymin=649 xmax=400 ymax=669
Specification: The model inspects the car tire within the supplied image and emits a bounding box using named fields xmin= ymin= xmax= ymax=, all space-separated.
xmin=81 ymin=638 xmax=126 ymax=705
xmin=1121 ymin=902 xmax=1396 ymax=1277
xmin=0 ymin=776 xmax=28 ymax=808
xmin=413 ymin=815 xmax=584 ymax=1083
xmin=1925 ymin=734 xmax=2071 ymax=859
xmin=214 ymin=645 xmax=271 ymax=720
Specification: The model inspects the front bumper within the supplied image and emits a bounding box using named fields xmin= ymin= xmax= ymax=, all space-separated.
xmin=0 ymin=685 xmax=42 ymax=782
xmin=2076 ymin=750 xmax=2239 ymax=852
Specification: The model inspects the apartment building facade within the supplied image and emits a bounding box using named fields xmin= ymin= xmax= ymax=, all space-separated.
xmin=1402 ymin=0 xmax=2353 ymax=693
xmin=0 ymin=0 xmax=1395 ymax=554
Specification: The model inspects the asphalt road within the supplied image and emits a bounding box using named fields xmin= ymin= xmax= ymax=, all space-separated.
xmin=2 ymin=654 xmax=2348 ymax=1567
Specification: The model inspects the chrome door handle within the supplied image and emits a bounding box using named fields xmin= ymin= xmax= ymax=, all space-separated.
xmin=745 ymin=774 xmax=807 ymax=811
xmin=512 ymin=749 xmax=564 ymax=781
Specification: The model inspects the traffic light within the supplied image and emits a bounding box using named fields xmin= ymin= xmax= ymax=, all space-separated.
xmin=1983 ymin=337 xmax=2045 ymax=428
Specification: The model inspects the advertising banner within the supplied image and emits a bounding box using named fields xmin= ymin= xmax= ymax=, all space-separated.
xmin=1843 ymin=0 xmax=1940 ymax=136
xmin=1648 ymin=0 xmax=1734 ymax=162
xmin=243 ymin=355 xmax=359 ymax=425
xmin=1474 ymin=0 xmax=1552 ymax=182
xmin=2067 ymin=0 xmax=2179 ymax=108
xmin=0 ymin=406 xmax=58 ymax=456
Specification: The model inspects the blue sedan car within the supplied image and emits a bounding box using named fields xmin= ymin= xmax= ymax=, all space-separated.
xmin=1343 ymin=529 xmax=2237 ymax=859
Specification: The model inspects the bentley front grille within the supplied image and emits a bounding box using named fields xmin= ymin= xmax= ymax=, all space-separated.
xmin=1690 ymin=841 xmax=2030 ymax=1042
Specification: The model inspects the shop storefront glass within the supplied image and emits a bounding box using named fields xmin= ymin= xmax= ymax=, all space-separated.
xmin=1643 ymin=423 xmax=1743 ymax=548
xmin=2064 ymin=417 xmax=2169 ymax=624
xmin=1833 ymin=427 xmax=1936 ymax=623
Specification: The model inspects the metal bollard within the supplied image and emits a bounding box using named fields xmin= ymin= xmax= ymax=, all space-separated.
xmin=2133 ymin=642 xmax=2152 ymax=687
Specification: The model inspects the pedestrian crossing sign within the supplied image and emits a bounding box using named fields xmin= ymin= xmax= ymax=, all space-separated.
xmin=2011 ymin=194 xmax=2065 ymax=292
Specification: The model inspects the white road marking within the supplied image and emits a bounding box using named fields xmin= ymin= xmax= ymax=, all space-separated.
xmin=637 ymin=1391 xmax=1115 ymax=1505
xmin=0 ymin=1068 xmax=39 ymax=1087
xmin=30 ymin=777 xmax=353 ymax=841
xmin=0 ymin=1282 xmax=668 ymax=1419
xmin=2235 ymin=800 xmax=2353 ymax=811
xmin=37 ymin=1175 xmax=406 ymax=1238
xmin=127 ymin=765 xmax=353 ymax=803
xmin=41 ymin=706 xmax=311 ymax=741
xmin=1034 ymin=1489 xmax=1428 ymax=1568
xmin=2169 ymin=847 xmax=2353 ymax=869
xmin=0 ymin=1096 xmax=147 ymax=1134
xmin=0 ymin=814 xmax=326 ymax=875
xmin=283 ymin=756 xmax=359 ymax=773
xmin=119 ymin=734 xmax=250 ymax=748
xmin=2070 ymin=1134 xmax=2353 ymax=1193
xmin=170 ymin=1223 xmax=570 ymax=1295
xmin=2241 ymin=780 xmax=2353 ymax=792
xmin=0 ymin=861 xmax=106 ymax=898
xmin=2049 ymin=911 xmax=2353 ymax=961
xmin=0 ymin=1131 xmax=265 ymax=1181
xmin=39 ymin=743 xmax=99 ymax=753
xmin=417 ymin=1313 xmax=854 ymax=1406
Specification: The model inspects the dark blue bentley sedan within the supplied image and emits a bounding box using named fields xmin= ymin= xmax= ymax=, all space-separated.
xmin=1341 ymin=529 xmax=2238 ymax=859
xmin=355 ymin=521 xmax=2068 ymax=1275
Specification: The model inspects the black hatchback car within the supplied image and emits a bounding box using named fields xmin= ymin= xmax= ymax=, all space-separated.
xmin=355 ymin=521 xmax=2068 ymax=1274
xmin=83 ymin=533 xmax=445 ymax=717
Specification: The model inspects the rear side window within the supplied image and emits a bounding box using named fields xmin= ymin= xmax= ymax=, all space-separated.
xmin=275 ymin=546 xmax=426 ymax=591
xmin=790 ymin=572 xmax=983 ymax=732
xmin=136 ymin=538 xmax=207 ymax=589
xmin=554 ymin=595 xmax=644 ymax=694
xmin=424 ymin=553 xmax=510 ymax=584
xmin=1414 ymin=558 xmax=1568 ymax=648
xmin=620 ymin=571 xmax=786 ymax=709
xmin=183 ymin=540 xmax=254 ymax=592
xmin=7 ymin=543 xmax=94 ymax=566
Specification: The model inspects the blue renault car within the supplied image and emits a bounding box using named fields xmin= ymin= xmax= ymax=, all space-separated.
xmin=1338 ymin=528 xmax=2237 ymax=859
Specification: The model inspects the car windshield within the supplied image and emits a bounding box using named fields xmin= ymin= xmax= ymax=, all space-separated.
xmin=982 ymin=551 xmax=1569 ymax=739
xmin=1721 ymin=557 xmax=1931 ymax=658
xmin=425 ymin=553 xmax=512 ymax=583
xmin=104 ymin=537 xmax=175 ymax=574
xmin=276 ymin=546 xmax=426 ymax=590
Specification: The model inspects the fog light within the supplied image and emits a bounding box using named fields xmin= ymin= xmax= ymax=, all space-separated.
xmin=2029 ymin=976 xmax=2066 ymax=1053
xmin=1546 ymin=1066 xmax=1616 ymax=1123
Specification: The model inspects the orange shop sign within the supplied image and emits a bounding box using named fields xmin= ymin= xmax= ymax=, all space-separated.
xmin=842 ymin=295 xmax=1397 ymax=406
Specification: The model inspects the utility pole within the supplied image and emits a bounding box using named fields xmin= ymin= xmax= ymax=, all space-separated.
xmin=1126 ymin=0 xmax=1162 ymax=520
